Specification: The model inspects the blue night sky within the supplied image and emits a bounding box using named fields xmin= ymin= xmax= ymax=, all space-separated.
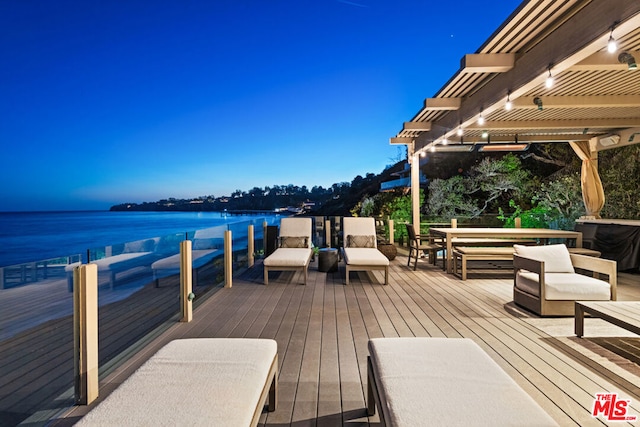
xmin=1 ymin=0 xmax=521 ymax=211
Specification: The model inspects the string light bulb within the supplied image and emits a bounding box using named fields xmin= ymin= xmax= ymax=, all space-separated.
xmin=442 ymin=135 xmax=448 ymax=145
xmin=457 ymin=126 xmax=463 ymax=137
xmin=545 ymin=69 xmax=554 ymax=89
xmin=420 ymin=151 xmax=426 ymax=157
xmin=505 ymin=93 xmax=513 ymax=111
xmin=607 ymin=32 xmax=617 ymax=53
xmin=477 ymin=113 xmax=485 ymax=125
xmin=481 ymin=130 xmax=489 ymax=139
xmin=430 ymin=145 xmax=436 ymax=152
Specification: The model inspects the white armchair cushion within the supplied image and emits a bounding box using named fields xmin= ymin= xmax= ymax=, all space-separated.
xmin=343 ymin=248 xmax=389 ymax=266
xmin=513 ymin=244 xmax=574 ymax=273
xmin=515 ymin=271 xmax=611 ymax=300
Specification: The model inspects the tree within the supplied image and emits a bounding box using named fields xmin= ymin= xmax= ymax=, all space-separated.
xmin=425 ymin=154 xmax=532 ymax=220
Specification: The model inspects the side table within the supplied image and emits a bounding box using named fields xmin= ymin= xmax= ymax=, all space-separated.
xmin=318 ymin=248 xmax=339 ymax=273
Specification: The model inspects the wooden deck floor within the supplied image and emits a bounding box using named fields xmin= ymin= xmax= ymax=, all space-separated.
xmin=44 ymin=254 xmax=640 ymax=426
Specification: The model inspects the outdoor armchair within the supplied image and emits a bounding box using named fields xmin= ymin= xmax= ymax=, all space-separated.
xmin=513 ymin=243 xmax=617 ymax=316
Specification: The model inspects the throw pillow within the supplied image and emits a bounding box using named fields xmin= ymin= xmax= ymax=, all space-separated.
xmin=513 ymin=243 xmax=574 ymax=273
xmin=279 ymin=236 xmax=308 ymax=248
xmin=346 ymin=234 xmax=375 ymax=248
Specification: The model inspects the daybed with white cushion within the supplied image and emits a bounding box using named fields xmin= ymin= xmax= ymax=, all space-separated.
xmin=342 ymin=217 xmax=389 ymax=285
xmin=65 ymin=238 xmax=159 ymax=291
xmin=513 ymin=243 xmax=617 ymax=317
xmin=76 ymin=338 xmax=278 ymax=427
xmin=367 ymin=337 xmax=558 ymax=426
xmin=263 ymin=217 xmax=313 ymax=285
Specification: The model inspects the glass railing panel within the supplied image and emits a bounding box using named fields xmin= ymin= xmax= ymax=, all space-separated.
xmin=0 ymin=255 xmax=79 ymax=426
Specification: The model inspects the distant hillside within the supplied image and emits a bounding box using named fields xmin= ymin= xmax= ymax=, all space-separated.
xmin=110 ymin=161 xmax=405 ymax=215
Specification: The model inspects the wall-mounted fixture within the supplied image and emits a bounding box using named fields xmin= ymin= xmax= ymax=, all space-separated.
xmin=533 ymin=97 xmax=543 ymax=110
xmin=478 ymin=143 xmax=529 ymax=152
xmin=618 ymin=52 xmax=637 ymax=70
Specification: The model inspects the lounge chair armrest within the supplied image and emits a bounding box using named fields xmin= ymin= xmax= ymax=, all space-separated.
xmin=513 ymin=254 xmax=544 ymax=275
xmin=569 ymin=254 xmax=616 ymax=276
xmin=570 ymin=254 xmax=617 ymax=299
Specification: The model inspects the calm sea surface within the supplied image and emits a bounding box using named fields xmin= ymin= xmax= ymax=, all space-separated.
xmin=0 ymin=211 xmax=279 ymax=267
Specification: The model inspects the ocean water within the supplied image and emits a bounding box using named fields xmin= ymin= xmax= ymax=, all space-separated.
xmin=0 ymin=211 xmax=281 ymax=267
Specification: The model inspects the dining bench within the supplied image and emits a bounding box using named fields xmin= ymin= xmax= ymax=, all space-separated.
xmin=452 ymin=246 xmax=601 ymax=280
xmin=366 ymin=337 xmax=558 ymax=426
xmin=76 ymin=338 xmax=278 ymax=427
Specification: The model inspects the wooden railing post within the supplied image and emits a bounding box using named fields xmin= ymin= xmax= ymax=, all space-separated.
xmin=515 ymin=217 xmax=522 ymax=228
xmin=451 ymin=218 xmax=458 ymax=228
xmin=74 ymin=263 xmax=98 ymax=405
xmin=263 ymin=221 xmax=268 ymax=256
xmin=224 ymin=230 xmax=232 ymax=288
xmin=180 ymin=239 xmax=193 ymax=322
xmin=248 ymin=224 xmax=255 ymax=267
xmin=325 ymin=219 xmax=331 ymax=247
xmin=388 ymin=219 xmax=394 ymax=244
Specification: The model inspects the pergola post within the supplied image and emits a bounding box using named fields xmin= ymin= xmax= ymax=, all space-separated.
xmin=411 ymin=151 xmax=421 ymax=231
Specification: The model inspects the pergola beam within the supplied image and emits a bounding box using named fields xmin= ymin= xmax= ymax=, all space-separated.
xmin=570 ymin=51 xmax=640 ymax=71
xmin=402 ymin=122 xmax=431 ymax=132
xmin=460 ymin=53 xmax=515 ymax=73
xmin=390 ymin=137 xmax=414 ymax=145
xmin=466 ymin=118 xmax=640 ymax=130
xmin=423 ymin=98 xmax=461 ymax=110
xmin=511 ymin=95 xmax=640 ymax=109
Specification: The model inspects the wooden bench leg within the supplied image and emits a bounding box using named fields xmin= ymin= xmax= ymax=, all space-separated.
xmin=575 ymin=302 xmax=585 ymax=337
xmin=367 ymin=357 xmax=376 ymax=416
xmin=461 ymin=254 xmax=467 ymax=281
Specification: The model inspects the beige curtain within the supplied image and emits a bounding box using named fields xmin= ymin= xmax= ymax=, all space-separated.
xmin=569 ymin=141 xmax=605 ymax=218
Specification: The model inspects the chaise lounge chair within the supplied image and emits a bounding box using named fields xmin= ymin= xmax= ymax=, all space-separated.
xmin=342 ymin=217 xmax=389 ymax=285
xmin=263 ymin=217 xmax=313 ymax=285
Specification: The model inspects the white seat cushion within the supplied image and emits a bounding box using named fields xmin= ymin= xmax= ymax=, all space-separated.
xmin=343 ymin=248 xmax=389 ymax=266
xmin=368 ymin=337 xmax=557 ymax=427
xmin=516 ymin=271 xmax=611 ymax=300
xmin=264 ymin=248 xmax=312 ymax=267
xmin=77 ymin=338 xmax=277 ymax=427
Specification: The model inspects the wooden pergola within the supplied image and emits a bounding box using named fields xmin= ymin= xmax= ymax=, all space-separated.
xmin=391 ymin=0 xmax=640 ymax=227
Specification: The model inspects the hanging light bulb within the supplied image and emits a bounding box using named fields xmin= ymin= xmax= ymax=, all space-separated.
xmin=545 ymin=69 xmax=554 ymax=89
xmin=477 ymin=113 xmax=485 ymax=125
xmin=481 ymin=130 xmax=489 ymax=139
xmin=505 ymin=93 xmax=513 ymax=111
xmin=607 ymin=34 xmax=617 ymax=53
xmin=442 ymin=134 xmax=448 ymax=145
xmin=420 ymin=151 xmax=426 ymax=157
xmin=456 ymin=126 xmax=463 ymax=137
xmin=430 ymin=144 xmax=436 ymax=152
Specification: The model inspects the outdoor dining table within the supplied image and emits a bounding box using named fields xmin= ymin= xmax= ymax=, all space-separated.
xmin=429 ymin=227 xmax=583 ymax=274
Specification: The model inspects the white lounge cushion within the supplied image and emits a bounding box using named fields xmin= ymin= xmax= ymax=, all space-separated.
xmin=77 ymin=338 xmax=277 ymax=427
xmin=65 ymin=252 xmax=153 ymax=272
xmin=151 ymin=249 xmax=218 ymax=270
xmin=343 ymin=247 xmax=389 ymax=266
xmin=368 ymin=337 xmax=557 ymax=427
xmin=264 ymin=248 xmax=312 ymax=267
xmin=513 ymin=244 xmax=574 ymax=273
xmin=516 ymin=271 xmax=611 ymax=300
